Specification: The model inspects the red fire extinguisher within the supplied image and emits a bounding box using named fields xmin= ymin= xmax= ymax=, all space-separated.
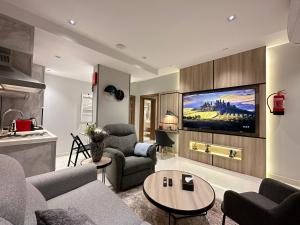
xmin=267 ymin=90 xmax=285 ymax=115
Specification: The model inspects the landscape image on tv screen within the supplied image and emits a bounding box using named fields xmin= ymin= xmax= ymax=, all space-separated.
xmin=183 ymin=88 xmax=256 ymax=134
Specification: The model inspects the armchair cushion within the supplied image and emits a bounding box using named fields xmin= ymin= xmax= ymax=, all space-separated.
xmin=124 ymin=156 xmax=153 ymax=176
xmin=134 ymin=143 xmax=153 ymax=157
xmin=104 ymin=124 xmax=137 ymax=156
xmin=241 ymin=192 xmax=278 ymax=210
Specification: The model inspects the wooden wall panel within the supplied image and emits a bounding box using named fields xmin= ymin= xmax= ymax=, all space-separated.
xmin=159 ymin=92 xmax=179 ymax=123
xmin=259 ymin=84 xmax=266 ymax=138
xmin=214 ymin=47 xmax=266 ymax=88
xmin=179 ymin=131 xmax=213 ymax=164
xmin=213 ymin=134 xmax=266 ymax=178
xmin=180 ymin=61 xmax=213 ymax=93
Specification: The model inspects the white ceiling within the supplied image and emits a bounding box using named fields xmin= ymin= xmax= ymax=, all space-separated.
xmin=0 ymin=0 xmax=290 ymax=82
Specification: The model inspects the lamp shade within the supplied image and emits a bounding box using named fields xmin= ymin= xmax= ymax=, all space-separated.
xmin=163 ymin=111 xmax=178 ymax=124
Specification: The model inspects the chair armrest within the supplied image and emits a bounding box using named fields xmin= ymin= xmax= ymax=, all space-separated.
xmin=148 ymin=144 xmax=157 ymax=165
xmin=270 ymin=192 xmax=300 ymax=225
xmin=26 ymin=165 xmax=97 ymax=200
xmin=104 ymin=147 xmax=125 ymax=167
xmin=259 ymin=178 xmax=299 ymax=204
xmin=223 ymin=190 xmax=271 ymax=225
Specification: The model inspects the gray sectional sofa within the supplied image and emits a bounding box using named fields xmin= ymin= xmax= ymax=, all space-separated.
xmin=0 ymin=154 xmax=150 ymax=225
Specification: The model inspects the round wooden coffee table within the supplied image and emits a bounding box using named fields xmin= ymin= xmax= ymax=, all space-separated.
xmin=81 ymin=156 xmax=112 ymax=183
xmin=143 ymin=170 xmax=215 ymax=225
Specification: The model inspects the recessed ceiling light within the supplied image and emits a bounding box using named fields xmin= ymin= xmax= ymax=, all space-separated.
xmin=68 ymin=19 xmax=77 ymax=26
xmin=46 ymin=68 xmax=52 ymax=72
xmin=116 ymin=43 xmax=126 ymax=50
xmin=133 ymin=64 xmax=142 ymax=69
xmin=55 ymin=55 xmax=61 ymax=59
xmin=227 ymin=15 xmax=236 ymax=22
xmin=222 ymin=48 xmax=229 ymax=51
xmin=142 ymin=56 xmax=147 ymax=59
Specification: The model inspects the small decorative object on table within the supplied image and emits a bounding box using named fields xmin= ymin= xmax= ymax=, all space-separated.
xmin=182 ymin=174 xmax=194 ymax=191
xmin=229 ymin=149 xmax=237 ymax=158
xmin=85 ymin=124 xmax=108 ymax=162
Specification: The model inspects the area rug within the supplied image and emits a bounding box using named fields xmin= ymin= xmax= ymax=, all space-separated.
xmin=118 ymin=186 xmax=237 ymax=225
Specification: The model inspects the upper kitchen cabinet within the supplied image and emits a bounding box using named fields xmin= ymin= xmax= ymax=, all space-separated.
xmin=180 ymin=61 xmax=213 ymax=93
xmin=214 ymin=47 xmax=266 ymax=88
xmin=0 ymin=14 xmax=34 ymax=54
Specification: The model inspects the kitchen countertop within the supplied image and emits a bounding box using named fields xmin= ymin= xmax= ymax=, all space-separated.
xmin=0 ymin=130 xmax=57 ymax=147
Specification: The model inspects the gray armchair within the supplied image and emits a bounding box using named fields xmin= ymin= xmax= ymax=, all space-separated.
xmin=222 ymin=178 xmax=300 ymax=225
xmin=104 ymin=123 xmax=156 ymax=191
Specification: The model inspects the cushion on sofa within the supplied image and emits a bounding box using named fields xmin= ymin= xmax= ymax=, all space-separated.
xmin=241 ymin=192 xmax=278 ymax=209
xmin=124 ymin=156 xmax=153 ymax=176
xmin=47 ymin=180 xmax=143 ymax=225
xmin=134 ymin=143 xmax=153 ymax=157
xmin=35 ymin=208 xmax=96 ymax=225
xmin=0 ymin=154 xmax=26 ymax=225
xmin=24 ymin=182 xmax=48 ymax=225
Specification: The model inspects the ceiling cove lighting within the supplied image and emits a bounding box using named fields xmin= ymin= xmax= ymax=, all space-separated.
xmin=227 ymin=15 xmax=236 ymax=22
xmin=68 ymin=19 xmax=77 ymax=26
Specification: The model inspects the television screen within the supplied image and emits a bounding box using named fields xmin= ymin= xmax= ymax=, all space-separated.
xmin=183 ymin=87 xmax=258 ymax=136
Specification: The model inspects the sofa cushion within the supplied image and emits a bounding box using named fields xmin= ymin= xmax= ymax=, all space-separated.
xmin=0 ymin=154 xmax=26 ymax=225
xmin=241 ymin=192 xmax=278 ymax=209
xmin=124 ymin=156 xmax=153 ymax=176
xmin=47 ymin=180 xmax=142 ymax=225
xmin=35 ymin=208 xmax=96 ymax=225
xmin=24 ymin=182 xmax=48 ymax=225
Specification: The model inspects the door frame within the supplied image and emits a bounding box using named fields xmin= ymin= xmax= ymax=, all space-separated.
xmin=129 ymin=95 xmax=136 ymax=125
xmin=139 ymin=93 xmax=159 ymax=142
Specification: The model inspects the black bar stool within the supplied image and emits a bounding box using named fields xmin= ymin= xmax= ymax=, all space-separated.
xmin=67 ymin=133 xmax=91 ymax=167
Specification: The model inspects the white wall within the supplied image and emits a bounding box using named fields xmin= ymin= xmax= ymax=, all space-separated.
xmin=131 ymin=72 xmax=179 ymax=136
xmin=97 ymin=65 xmax=130 ymax=127
xmin=44 ymin=74 xmax=91 ymax=156
xmin=267 ymin=43 xmax=300 ymax=185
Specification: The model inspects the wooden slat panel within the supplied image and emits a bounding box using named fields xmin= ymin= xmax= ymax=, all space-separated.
xmin=180 ymin=61 xmax=213 ymax=93
xmin=214 ymin=47 xmax=266 ymax=88
xmin=213 ymin=134 xmax=266 ymax=178
xmin=159 ymin=92 xmax=179 ymax=123
xmin=179 ymin=131 xmax=213 ymax=164
xmin=259 ymin=84 xmax=266 ymax=138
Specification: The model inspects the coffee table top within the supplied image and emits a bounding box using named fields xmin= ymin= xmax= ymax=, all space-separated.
xmin=81 ymin=156 xmax=112 ymax=169
xmin=143 ymin=170 xmax=215 ymax=215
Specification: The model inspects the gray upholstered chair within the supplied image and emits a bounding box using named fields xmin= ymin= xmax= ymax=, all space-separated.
xmin=104 ymin=123 xmax=156 ymax=191
xmin=221 ymin=178 xmax=300 ymax=225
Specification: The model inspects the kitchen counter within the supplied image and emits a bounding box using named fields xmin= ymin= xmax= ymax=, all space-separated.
xmin=0 ymin=130 xmax=57 ymax=177
xmin=0 ymin=130 xmax=57 ymax=147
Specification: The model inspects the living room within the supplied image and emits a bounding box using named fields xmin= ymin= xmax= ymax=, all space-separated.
xmin=0 ymin=1 xmax=300 ymax=225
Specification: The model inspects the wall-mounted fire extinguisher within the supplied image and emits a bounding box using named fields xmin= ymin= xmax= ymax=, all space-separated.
xmin=267 ymin=90 xmax=285 ymax=115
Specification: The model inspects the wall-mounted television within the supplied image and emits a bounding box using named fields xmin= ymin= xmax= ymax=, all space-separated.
xmin=182 ymin=85 xmax=259 ymax=137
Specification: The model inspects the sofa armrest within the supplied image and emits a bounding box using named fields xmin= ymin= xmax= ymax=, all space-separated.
xmin=148 ymin=144 xmax=157 ymax=165
xmin=259 ymin=178 xmax=299 ymax=204
xmin=223 ymin=190 xmax=271 ymax=225
xmin=26 ymin=165 xmax=97 ymax=200
xmin=105 ymin=147 xmax=125 ymax=167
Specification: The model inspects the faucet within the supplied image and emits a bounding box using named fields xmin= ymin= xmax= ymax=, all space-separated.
xmin=1 ymin=109 xmax=24 ymax=132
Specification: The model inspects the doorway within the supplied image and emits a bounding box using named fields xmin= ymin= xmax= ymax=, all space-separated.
xmin=139 ymin=94 xmax=159 ymax=142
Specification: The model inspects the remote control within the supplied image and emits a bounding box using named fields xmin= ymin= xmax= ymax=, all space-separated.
xmin=168 ymin=178 xmax=173 ymax=187
xmin=163 ymin=177 xmax=167 ymax=187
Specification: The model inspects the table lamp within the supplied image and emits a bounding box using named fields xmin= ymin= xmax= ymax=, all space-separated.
xmin=163 ymin=110 xmax=178 ymax=130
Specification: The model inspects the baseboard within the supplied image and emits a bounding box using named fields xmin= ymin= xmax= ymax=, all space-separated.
xmin=56 ymin=152 xmax=69 ymax=157
xmin=269 ymin=173 xmax=300 ymax=188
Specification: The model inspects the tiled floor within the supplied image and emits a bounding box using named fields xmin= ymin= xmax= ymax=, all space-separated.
xmin=56 ymin=152 xmax=261 ymax=200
